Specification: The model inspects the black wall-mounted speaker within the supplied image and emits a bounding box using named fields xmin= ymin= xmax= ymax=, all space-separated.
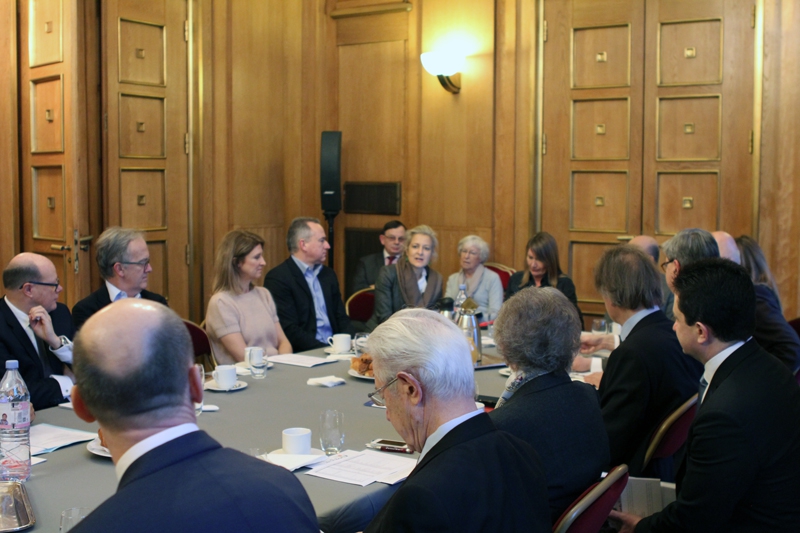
xmin=343 ymin=182 xmax=402 ymax=215
xmin=320 ymin=131 xmax=342 ymax=214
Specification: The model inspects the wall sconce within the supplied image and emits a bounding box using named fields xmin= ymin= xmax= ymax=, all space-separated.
xmin=420 ymin=51 xmax=465 ymax=94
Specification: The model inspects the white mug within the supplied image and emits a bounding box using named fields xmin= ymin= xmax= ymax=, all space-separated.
xmin=327 ymin=334 xmax=351 ymax=354
xmin=282 ymin=427 xmax=312 ymax=455
xmin=212 ymin=365 xmax=237 ymax=390
xmin=245 ymin=346 xmax=264 ymax=366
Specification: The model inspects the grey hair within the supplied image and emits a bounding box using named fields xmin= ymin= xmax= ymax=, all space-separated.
xmin=457 ymin=235 xmax=490 ymax=263
xmin=286 ymin=217 xmax=320 ymax=253
xmin=494 ymin=287 xmax=580 ymax=373
xmin=594 ymin=245 xmax=662 ymax=310
xmin=405 ymin=225 xmax=439 ymax=262
xmin=367 ymin=308 xmax=474 ymax=402
xmin=662 ymin=228 xmax=719 ymax=267
xmin=96 ymin=227 xmax=145 ymax=279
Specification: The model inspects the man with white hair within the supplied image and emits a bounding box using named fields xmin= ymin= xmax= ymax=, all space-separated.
xmin=364 ymin=309 xmax=550 ymax=532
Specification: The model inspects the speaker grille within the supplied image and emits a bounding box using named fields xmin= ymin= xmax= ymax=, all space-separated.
xmin=343 ymin=182 xmax=401 ymax=215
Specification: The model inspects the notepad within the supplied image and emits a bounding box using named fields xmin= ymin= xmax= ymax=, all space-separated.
xmin=269 ymin=354 xmax=337 ymax=368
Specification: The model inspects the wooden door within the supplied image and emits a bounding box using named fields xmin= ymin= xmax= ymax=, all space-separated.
xmin=102 ymin=0 xmax=190 ymax=317
xmin=18 ymin=0 xmax=94 ymax=307
xmin=642 ymin=0 xmax=756 ymax=239
xmin=541 ymin=0 xmax=646 ymax=321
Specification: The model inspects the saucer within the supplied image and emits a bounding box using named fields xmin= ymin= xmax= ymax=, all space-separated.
xmin=348 ymin=368 xmax=375 ymax=381
xmin=268 ymin=448 xmax=325 ymax=456
xmin=204 ymin=379 xmax=248 ymax=392
xmin=86 ymin=437 xmax=111 ymax=458
xmin=498 ymin=367 xmax=512 ymax=377
xmin=324 ymin=347 xmax=354 ymax=355
xmin=234 ymin=361 xmax=274 ymax=370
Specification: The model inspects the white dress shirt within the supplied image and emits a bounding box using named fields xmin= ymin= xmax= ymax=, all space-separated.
xmin=106 ymin=280 xmax=141 ymax=301
xmin=700 ymin=339 xmax=747 ymax=403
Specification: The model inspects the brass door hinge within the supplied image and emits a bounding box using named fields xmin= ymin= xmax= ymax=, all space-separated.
xmin=542 ymin=133 xmax=547 ymax=155
xmin=749 ymin=130 xmax=754 ymax=154
xmin=543 ymin=20 xmax=548 ymax=42
xmin=184 ymin=20 xmax=189 ymax=42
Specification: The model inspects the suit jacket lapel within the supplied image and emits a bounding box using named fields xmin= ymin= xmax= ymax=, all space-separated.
xmin=0 ymin=299 xmax=42 ymax=365
xmin=287 ymin=258 xmax=313 ymax=300
xmin=97 ymin=286 xmax=112 ymax=307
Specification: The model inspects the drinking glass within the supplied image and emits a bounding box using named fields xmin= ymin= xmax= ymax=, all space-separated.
xmin=194 ymin=364 xmax=204 ymax=416
xmin=60 ymin=508 xmax=89 ymax=532
xmin=319 ymin=410 xmax=345 ymax=456
xmin=591 ymin=319 xmax=608 ymax=335
xmin=246 ymin=347 xmax=268 ymax=379
xmin=353 ymin=333 xmax=369 ymax=358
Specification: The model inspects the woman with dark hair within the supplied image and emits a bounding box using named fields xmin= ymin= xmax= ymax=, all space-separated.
xmin=205 ymin=230 xmax=292 ymax=364
xmin=505 ymin=232 xmax=581 ymax=319
xmin=735 ymin=235 xmax=800 ymax=371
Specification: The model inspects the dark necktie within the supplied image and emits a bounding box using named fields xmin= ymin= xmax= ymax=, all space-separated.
xmin=30 ymin=325 xmax=53 ymax=378
xmin=698 ymin=376 xmax=709 ymax=403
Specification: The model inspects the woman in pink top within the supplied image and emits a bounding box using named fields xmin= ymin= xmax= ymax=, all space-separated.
xmin=205 ymin=230 xmax=292 ymax=364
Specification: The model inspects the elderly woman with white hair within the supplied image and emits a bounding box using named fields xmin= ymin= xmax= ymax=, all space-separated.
xmin=444 ymin=235 xmax=504 ymax=321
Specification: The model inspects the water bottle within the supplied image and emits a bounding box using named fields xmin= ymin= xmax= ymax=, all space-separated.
xmin=453 ymin=284 xmax=467 ymax=319
xmin=0 ymin=360 xmax=31 ymax=482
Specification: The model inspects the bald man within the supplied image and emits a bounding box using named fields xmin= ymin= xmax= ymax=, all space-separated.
xmin=629 ymin=235 xmax=674 ymax=321
xmin=0 ymin=253 xmax=75 ymax=409
xmin=70 ymin=300 xmax=318 ymax=533
xmin=712 ymin=231 xmax=741 ymax=265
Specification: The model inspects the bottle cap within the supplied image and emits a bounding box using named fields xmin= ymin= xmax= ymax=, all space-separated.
xmin=459 ymin=284 xmax=466 ymax=290
xmin=5 ymin=360 xmax=18 ymax=370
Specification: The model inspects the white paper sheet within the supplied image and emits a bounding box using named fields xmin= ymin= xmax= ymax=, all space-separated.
xmin=269 ymin=354 xmax=337 ymax=368
xmin=305 ymin=449 xmax=416 ymax=486
xmin=263 ymin=452 xmax=328 ymax=472
xmin=30 ymin=423 xmax=97 ymax=456
xmin=617 ymin=476 xmax=665 ymax=516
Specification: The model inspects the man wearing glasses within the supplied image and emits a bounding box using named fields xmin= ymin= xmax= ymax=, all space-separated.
xmin=72 ymin=227 xmax=167 ymax=330
xmin=0 ymin=253 xmax=75 ymax=409
xmin=350 ymin=220 xmax=406 ymax=296
xmin=364 ymin=309 xmax=551 ymax=533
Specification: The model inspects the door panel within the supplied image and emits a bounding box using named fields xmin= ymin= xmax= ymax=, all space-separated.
xmin=103 ymin=0 xmax=189 ymax=317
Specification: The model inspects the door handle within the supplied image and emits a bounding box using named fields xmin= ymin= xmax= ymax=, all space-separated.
xmin=50 ymin=244 xmax=72 ymax=251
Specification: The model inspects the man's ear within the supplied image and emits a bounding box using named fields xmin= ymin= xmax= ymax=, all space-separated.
xmin=396 ymin=371 xmax=423 ymax=407
xmin=189 ymin=365 xmax=204 ymax=406
xmin=695 ymin=321 xmax=712 ymax=345
xmin=71 ymin=386 xmax=97 ymax=423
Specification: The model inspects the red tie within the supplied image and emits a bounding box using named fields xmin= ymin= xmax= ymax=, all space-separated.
xmin=387 ymin=256 xmax=397 ymax=265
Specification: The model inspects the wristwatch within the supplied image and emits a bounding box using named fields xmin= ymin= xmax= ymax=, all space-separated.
xmin=58 ymin=335 xmax=71 ymax=348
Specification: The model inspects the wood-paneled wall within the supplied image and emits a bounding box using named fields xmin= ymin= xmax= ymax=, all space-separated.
xmin=0 ymin=0 xmax=19 ymax=267
xmin=760 ymin=0 xmax=800 ymax=318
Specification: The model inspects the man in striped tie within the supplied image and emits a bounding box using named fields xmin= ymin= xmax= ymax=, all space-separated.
xmin=350 ymin=220 xmax=406 ymax=295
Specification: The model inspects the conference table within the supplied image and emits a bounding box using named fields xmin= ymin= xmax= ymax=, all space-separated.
xmin=23 ymin=346 xmax=515 ymax=532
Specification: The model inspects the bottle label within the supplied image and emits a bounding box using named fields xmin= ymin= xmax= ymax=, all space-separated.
xmin=0 ymin=401 xmax=30 ymax=429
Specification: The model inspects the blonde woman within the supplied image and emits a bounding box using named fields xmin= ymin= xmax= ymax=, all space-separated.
xmin=205 ymin=230 xmax=291 ymax=364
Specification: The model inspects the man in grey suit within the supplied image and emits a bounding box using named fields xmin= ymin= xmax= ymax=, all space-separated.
xmin=350 ymin=220 xmax=405 ymax=295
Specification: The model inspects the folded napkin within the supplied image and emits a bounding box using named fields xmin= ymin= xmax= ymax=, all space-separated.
xmin=481 ymin=336 xmax=496 ymax=347
xmin=307 ymin=375 xmax=346 ymax=387
xmin=264 ymin=452 xmax=328 ymax=472
xmin=326 ymin=353 xmax=355 ymax=362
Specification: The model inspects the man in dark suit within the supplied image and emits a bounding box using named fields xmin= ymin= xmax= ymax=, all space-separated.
xmin=350 ymin=220 xmax=405 ymax=295
xmin=72 ymin=227 xmax=168 ymax=330
xmin=1 ymin=253 xmax=75 ymax=409
xmin=70 ymin=299 xmax=319 ymax=533
xmin=611 ymin=259 xmax=800 ymax=532
xmin=489 ymin=287 xmax=609 ymax=523
xmin=594 ymin=246 xmax=702 ymax=478
xmin=264 ymin=217 xmax=354 ymax=352
xmin=364 ymin=309 xmax=551 ymax=533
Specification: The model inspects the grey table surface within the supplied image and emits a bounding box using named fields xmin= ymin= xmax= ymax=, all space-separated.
xmin=23 ymin=347 xmax=510 ymax=533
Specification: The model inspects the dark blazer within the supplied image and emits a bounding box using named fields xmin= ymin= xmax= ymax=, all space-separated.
xmin=599 ymin=310 xmax=703 ymax=477
xmin=753 ymin=284 xmax=800 ymax=371
xmin=368 ymin=264 xmax=442 ymax=330
xmin=264 ymin=257 xmax=354 ymax=352
xmin=72 ymin=286 xmax=168 ymax=330
xmin=365 ymin=413 xmax=551 ymax=533
xmin=636 ymin=340 xmax=800 ymax=532
xmin=71 ymin=431 xmax=319 ymax=533
xmin=505 ymin=272 xmax=583 ymax=323
xmin=0 ymin=298 xmax=74 ymax=409
xmin=351 ymin=252 xmax=387 ymax=295
xmin=489 ymin=372 xmax=610 ymax=523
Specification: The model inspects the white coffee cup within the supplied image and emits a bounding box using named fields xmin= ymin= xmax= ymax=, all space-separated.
xmin=282 ymin=427 xmax=312 ymax=455
xmin=212 ymin=365 xmax=237 ymax=390
xmin=327 ymin=334 xmax=351 ymax=354
xmin=245 ymin=346 xmax=264 ymax=366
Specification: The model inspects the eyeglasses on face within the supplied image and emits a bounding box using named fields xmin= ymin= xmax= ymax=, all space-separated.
xmin=367 ymin=376 xmax=399 ymax=407
xmin=22 ymin=279 xmax=60 ymax=291
xmin=384 ymin=235 xmax=405 ymax=243
xmin=660 ymin=259 xmax=674 ymax=272
xmin=118 ymin=258 xmax=151 ymax=267
xmin=460 ymin=249 xmax=479 ymax=257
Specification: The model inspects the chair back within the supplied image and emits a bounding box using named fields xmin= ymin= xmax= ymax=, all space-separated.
xmin=642 ymin=393 xmax=698 ymax=471
xmin=346 ymin=288 xmax=375 ymax=322
xmin=553 ymin=465 xmax=629 ymax=533
xmin=184 ymin=320 xmax=217 ymax=371
xmin=789 ymin=317 xmax=800 ymax=339
xmin=484 ymin=262 xmax=516 ymax=291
